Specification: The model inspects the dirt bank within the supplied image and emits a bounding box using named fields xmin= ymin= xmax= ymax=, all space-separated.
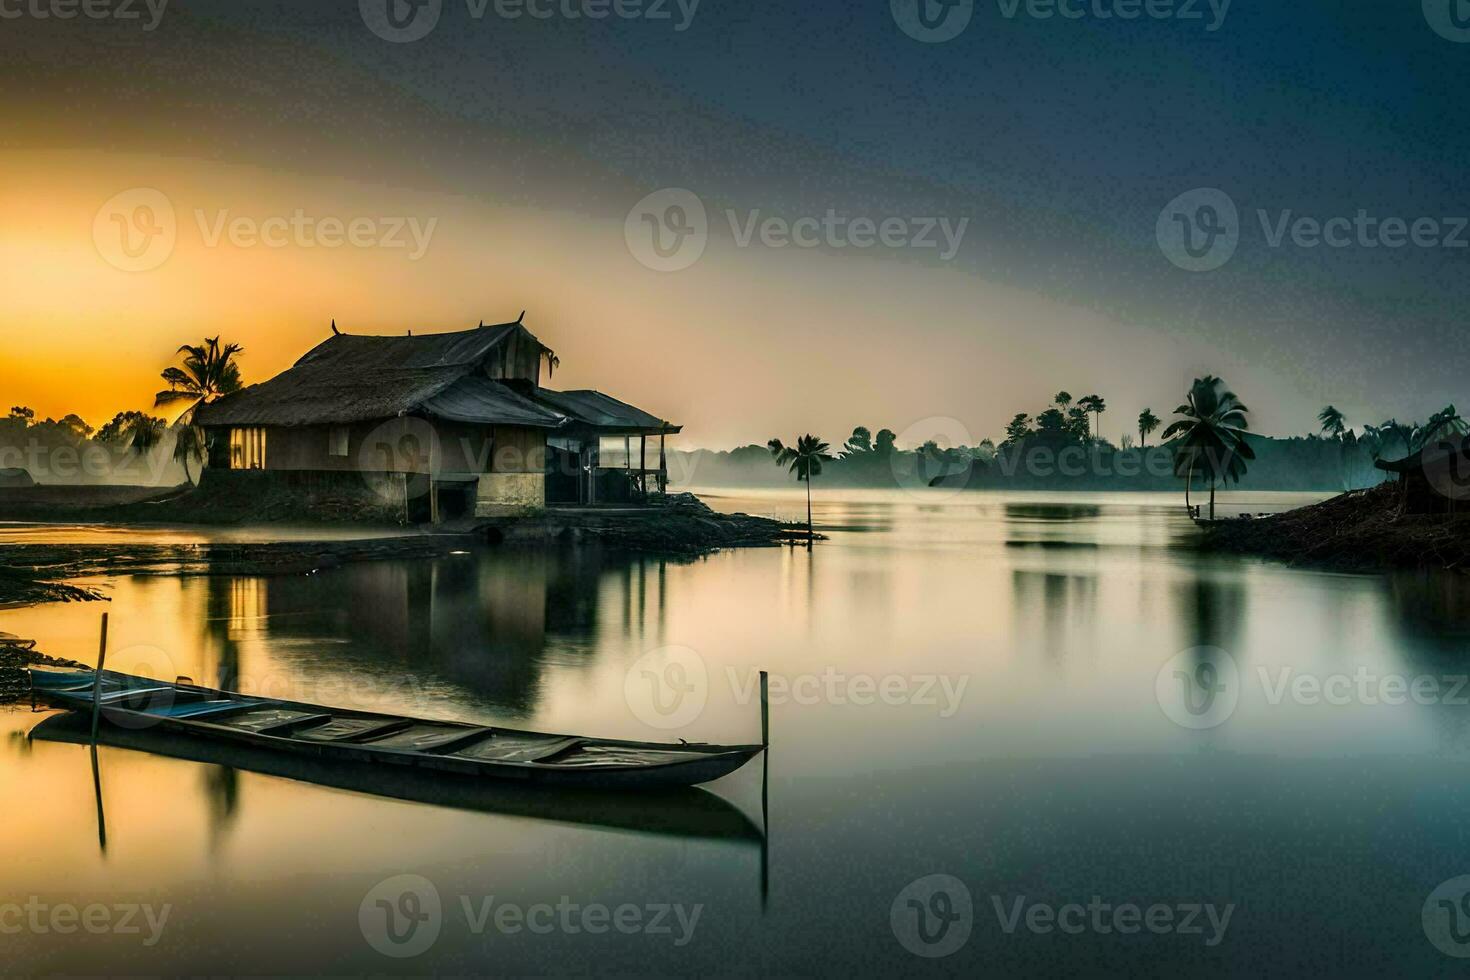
xmin=1200 ymin=482 xmax=1470 ymax=574
xmin=0 ymin=638 xmax=87 ymax=703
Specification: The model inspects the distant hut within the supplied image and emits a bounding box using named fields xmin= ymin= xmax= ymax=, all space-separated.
xmin=0 ymin=468 xmax=36 ymax=488
xmin=194 ymin=318 xmax=680 ymax=522
xmin=1374 ymin=433 xmax=1470 ymax=515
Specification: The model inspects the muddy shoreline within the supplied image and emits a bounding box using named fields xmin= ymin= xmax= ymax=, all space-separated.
xmin=1199 ymin=483 xmax=1470 ymax=574
xmin=0 ymin=492 xmax=812 ymax=606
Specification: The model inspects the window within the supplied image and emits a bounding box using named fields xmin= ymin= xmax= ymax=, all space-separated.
xmin=328 ymin=426 xmax=350 ymax=457
xmin=230 ymin=427 xmax=267 ymax=470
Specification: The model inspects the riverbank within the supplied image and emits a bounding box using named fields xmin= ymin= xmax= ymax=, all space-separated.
xmin=1199 ymin=482 xmax=1470 ymax=573
xmin=0 ymin=492 xmax=811 ymax=606
xmin=0 ymin=636 xmax=86 ymax=703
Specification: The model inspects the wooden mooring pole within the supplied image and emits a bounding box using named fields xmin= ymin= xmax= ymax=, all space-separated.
xmin=89 ymin=613 xmax=109 ymax=742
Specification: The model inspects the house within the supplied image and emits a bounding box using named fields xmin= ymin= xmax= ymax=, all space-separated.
xmin=1374 ymin=433 xmax=1470 ymax=515
xmin=194 ymin=318 xmax=680 ymax=521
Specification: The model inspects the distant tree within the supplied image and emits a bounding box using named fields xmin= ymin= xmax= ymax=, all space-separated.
xmin=1004 ymin=414 xmax=1033 ymax=444
xmin=150 ymin=337 xmax=246 ymax=484
xmin=1412 ymin=405 xmax=1467 ymax=451
xmin=1138 ymin=408 xmax=1160 ymax=449
xmin=1317 ymin=405 xmax=1346 ymax=439
xmin=767 ymin=435 xmax=834 ymax=543
xmin=975 ymin=438 xmax=997 ymax=461
xmin=843 ymin=426 xmax=873 ymax=457
xmin=1120 ymin=433 xmax=1135 ymax=451
xmin=8 ymin=406 xmax=34 ymax=424
xmin=1077 ymin=395 xmax=1106 ymax=442
xmin=98 ymin=411 xmax=163 ymax=446
xmin=1065 ymin=407 xmax=1090 ymax=440
xmin=1035 ymin=408 xmax=1069 ymax=434
xmin=1162 ymin=376 xmax=1254 ymax=521
xmin=1054 ymin=391 xmax=1072 ymax=411
xmin=873 ymin=428 xmax=898 ymax=457
xmin=57 ymin=414 xmax=94 ymax=439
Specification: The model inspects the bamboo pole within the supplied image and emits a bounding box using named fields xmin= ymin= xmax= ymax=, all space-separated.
xmin=89 ymin=613 xmax=109 ymax=742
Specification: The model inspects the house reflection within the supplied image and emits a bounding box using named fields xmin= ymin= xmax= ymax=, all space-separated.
xmin=196 ymin=544 xmax=668 ymax=716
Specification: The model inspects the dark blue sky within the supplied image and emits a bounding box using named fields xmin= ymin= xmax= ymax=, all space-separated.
xmin=4 ymin=0 xmax=1466 ymax=440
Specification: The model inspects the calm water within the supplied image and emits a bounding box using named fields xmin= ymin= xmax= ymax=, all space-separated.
xmin=4 ymin=489 xmax=1470 ymax=975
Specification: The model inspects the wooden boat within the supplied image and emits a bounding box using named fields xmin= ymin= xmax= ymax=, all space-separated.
xmin=28 ymin=668 xmax=767 ymax=790
xmin=27 ymin=711 xmax=765 ymax=845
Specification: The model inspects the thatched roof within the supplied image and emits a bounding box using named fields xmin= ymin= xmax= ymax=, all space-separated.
xmin=533 ymin=389 xmax=680 ymax=434
xmin=195 ymin=321 xmax=678 ymax=433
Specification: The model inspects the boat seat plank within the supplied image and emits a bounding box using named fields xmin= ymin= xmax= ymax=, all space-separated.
xmin=295 ymin=717 xmax=412 ymax=743
xmin=226 ymin=710 xmax=334 ymax=735
xmin=364 ymin=725 xmax=494 ymax=753
xmin=450 ymin=735 xmax=583 ymax=764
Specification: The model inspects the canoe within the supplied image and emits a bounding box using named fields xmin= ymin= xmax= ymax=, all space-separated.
xmin=28 ymin=668 xmax=766 ymax=790
xmin=27 ymin=711 xmax=766 ymax=845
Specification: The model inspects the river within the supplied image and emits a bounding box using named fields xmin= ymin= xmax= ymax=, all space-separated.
xmin=3 ymin=488 xmax=1469 ymax=974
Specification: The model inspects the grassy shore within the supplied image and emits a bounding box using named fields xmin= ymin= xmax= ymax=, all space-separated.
xmin=1200 ymin=482 xmax=1470 ymax=573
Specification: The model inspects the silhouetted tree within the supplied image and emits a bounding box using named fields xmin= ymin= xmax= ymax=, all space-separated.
xmin=1138 ymin=408 xmax=1160 ymax=449
xmin=150 ymin=337 xmax=246 ymax=484
xmin=843 ymin=426 xmax=873 ymax=457
xmin=1004 ymin=414 xmax=1033 ymax=444
xmin=767 ymin=434 xmax=834 ymax=541
xmin=1163 ymin=376 xmax=1254 ymax=521
xmin=873 ymin=428 xmax=897 ymax=456
xmin=1317 ymin=405 xmax=1346 ymax=439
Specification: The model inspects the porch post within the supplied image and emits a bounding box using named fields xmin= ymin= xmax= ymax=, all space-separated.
xmin=659 ymin=429 xmax=667 ymax=493
xmin=640 ymin=433 xmax=647 ymax=498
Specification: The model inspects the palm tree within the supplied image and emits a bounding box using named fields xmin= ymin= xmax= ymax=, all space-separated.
xmin=1162 ymin=376 xmax=1255 ymax=521
xmin=1138 ymin=408 xmax=1160 ymax=449
xmin=767 ymin=434 xmax=833 ymax=542
xmin=1054 ymin=391 xmax=1072 ymax=412
xmin=1412 ymin=405 xmax=1467 ymax=451
xmin=1317 ymin=406 xmax=1346 ymax=439
xmin=145 ymin=337 xmax=245 ymax=485
xmin=1078 ymin=395 xmax=1106 ymax=442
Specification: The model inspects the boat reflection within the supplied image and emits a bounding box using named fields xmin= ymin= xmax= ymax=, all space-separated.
xmin=28 ymin=711 xmax=767 ymax=848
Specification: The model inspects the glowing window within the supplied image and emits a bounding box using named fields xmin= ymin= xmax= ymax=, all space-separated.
xmin=230 ymin=428 xmax=267 ymax=470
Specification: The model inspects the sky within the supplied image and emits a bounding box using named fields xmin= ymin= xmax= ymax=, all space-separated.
xmin=1 ymin=0 xmax=1467 ymax=448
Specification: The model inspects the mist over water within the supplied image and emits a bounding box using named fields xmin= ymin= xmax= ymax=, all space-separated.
xmin=2 ymin=488 xmax=1469 ymax=973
